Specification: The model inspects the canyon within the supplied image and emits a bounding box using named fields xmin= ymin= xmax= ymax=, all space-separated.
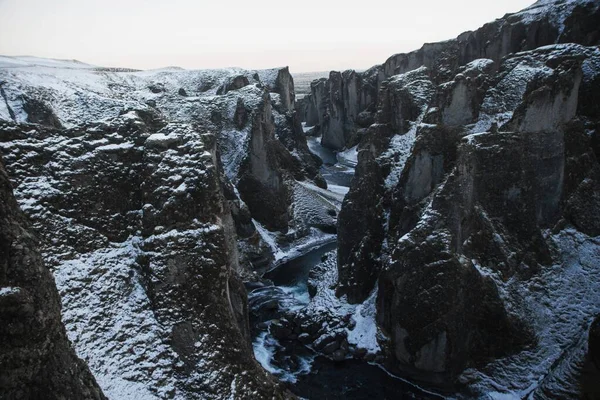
xmin=1 ymin=0 xmax=600 ymax=398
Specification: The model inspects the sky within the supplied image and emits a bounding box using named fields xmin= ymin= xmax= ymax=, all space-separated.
xmin=0 ymin=0 xmax=536 ymax=73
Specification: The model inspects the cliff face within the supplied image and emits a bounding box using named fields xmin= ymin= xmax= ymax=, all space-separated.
xmin=376 ymin=48 xmax=589 ymax=378
xmin=0 ymin=156 xmax=105 ymax=399
xmin=327 ymin=0 xmax=600 ymax=395
xmin=0 ymin=119 xmax=289 ymax=399
xmin=0 ymin=60 xmax=327 ymax=398
xmin=302 ymin=0 xmax=600 ymax=151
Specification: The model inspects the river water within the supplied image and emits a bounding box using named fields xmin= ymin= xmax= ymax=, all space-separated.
xmin=247 ymin=135 xmax=442 ymax=399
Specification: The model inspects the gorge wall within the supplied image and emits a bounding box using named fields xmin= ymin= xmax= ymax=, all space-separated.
xmin=1 ymin=0 xmax=600 ymax=398
xmin=302 ymin=0 xmax=600 ymax=151
xmin=301 ymin=0 xmax=600 ymax=397
xmin=0 ymin=155 xmax=105 ymax=399
xmin=0 ymin=60 xmax=335 ymax=398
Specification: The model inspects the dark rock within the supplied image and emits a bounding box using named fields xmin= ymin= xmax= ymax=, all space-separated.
xmin=21 ymin=95 xmax=62 ymax=128
xmin=216 ymin=75 xmax=250 ymax=95
xmin=237 ymin=90 xmax=295 ymax=231
xmin=298 ymin=333 xmax=312 ymax=345
xmin=270 ymin=320 xmax=293 ymax=340
xmin=337 ymin=67 xmax=436 ymax=303
xmin=264 ymin=67 xmax=296 ymax=112
xmin=233 ymin=97 xmax=249 ymax=129
xmin=333 ymin=10 xmax=600 ymax=391
xmin=257 ymin=322 xmax=270 ymax=330
xmin=0 ymin=157 xmax=105 ymax=399
xmin=332 ymin=349 xmax=346 ymax=362
xmin=178 ymin=87 xmax=187 ymax=96
xmin=148 ymin=84 xmax=164 ymax=93
xmin=304 ymin=78 xmax=328 ymax=128
xmin=301 ymin=0 xmax=600 ymax=150
xmin=364 ymin=353 xmax=377 ymax=362
xmin=336 ymin=125 xmax=388 ymax=302
xmin=0 ymin=61 xmax=317 ymax=398
xmin=560 ymin=1 xmax=600 ymax=46
xmin=354 ymin=347 xmax=368 ymax=359
xmin=313 ymin=173 xmax=328 ymax=189
xmin=322 ymin=341 xmax=340 ymax=354
xmin=590 ymin=315 xmax=600 ymax=369
xmin=313 ymin=333 xmax=337 ymax=351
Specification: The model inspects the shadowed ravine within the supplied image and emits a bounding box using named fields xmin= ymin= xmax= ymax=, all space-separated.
xmin=1 ymin=1 xmax=599 ymax=397
xmin=246 ymin=136 xmax=442 ymax=399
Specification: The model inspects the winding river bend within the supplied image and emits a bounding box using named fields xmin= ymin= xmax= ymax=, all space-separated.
xmin=247 ymin=135 xmax=442 ymax=399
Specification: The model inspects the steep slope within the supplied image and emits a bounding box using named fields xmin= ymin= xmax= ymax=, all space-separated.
xmin=299 ymin=0 xmax=600 ymax=397
xmin=302 ymin=0 xmax=600 ymax=151
xmin=0 ymin=58 xmax=332 ymax=398
xmin=0 ymin=156 xmax=105 ymax=399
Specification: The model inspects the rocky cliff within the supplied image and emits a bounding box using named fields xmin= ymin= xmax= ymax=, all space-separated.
xmin=302 ymin=0 xmax=600 ymax=151
xmin=321 ymin=0 xmax=600 ymax=397
xmin=0 ymin=58 xmax=336 ymax=398
xmin=0 ymin=156 xmax=105 ymax=399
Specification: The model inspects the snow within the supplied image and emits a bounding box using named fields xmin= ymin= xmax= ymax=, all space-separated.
xmin=464 ymin=58 xmax=494 ymax=72
xmin=346 ymin=286 xmax=381 ymax=353
xmin=337 ymin=145 xmax=358 ymax=168
xmin=460 ymin=228 xmax=600 ymax=397
xmin=96 ymin=142 xmax=135 ymax=152
xmin=382 ymin=123 xmax=418 ymax=190
xmin=255 ymin=68 xmax=281 ymax=88
xmin=14 ymin=176 xmax=63 ymax=213
xmin=145 ymin=133 xmax=175 ymax=146
xmin=253 ymin=331 xmax=315 ymax=383
xmin=0 ymin=54 xmax=354 ymax=399
xmin=253 ymin=219 xmax=286 ymax=261
xmin=306 ymin=136 xmax=337 ymax=165
xmin=473 ymin=61 xmax=553 ymax=134
xmin=301 ymin=122 xmax=313 ymax=133
xmin=304 ymin=251 xmax=382 ymax=355
xmin=582 ymin=47 xmax=600 ymax=81
xmin=0 ymin=55 xmax=286 ymax=132
xmin=219 ymin=127 xmax=250 ymax=181
xmin=326 ymin=184 xmax=350 ymax=196
xmin=173 ymin=182 xmax=187 ymax=193
xmin=0 ymin=56 xmax=97 ymax=69
xmin=0 ymin=93 xmax=12 ymax=122
xmin=292 ymin=181 xmax=340 ymax=229
xmin=379 ymin=67 xmax=434 ymax=191
xmin=54 ymin=240 xmax=178 ymax=400
xmin=0 ymin=286 xmax=21 ymax=296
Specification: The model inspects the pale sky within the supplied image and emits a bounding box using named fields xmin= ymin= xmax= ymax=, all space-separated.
xmin=0 ymin=0 xmax=536 ymax=73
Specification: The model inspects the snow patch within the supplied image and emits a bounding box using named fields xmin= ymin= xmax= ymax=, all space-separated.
xmin=0 ymin=286 xmax=21 ymax=296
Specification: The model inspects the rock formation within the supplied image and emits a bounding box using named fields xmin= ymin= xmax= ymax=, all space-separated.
xmin=318 ymin=0 xmax=600 ymax=396
xmin=0 ymin=156 xmax=105 ymax=399
xmin=302 ymin=0 xmax=600 ymax=151
xmin=591 ymin=315 xmax=600 ymax=369
xmin=0 ymin=60 xmax=325 ymax=398
xmin=2 ymin=0 xmax=599 ymax=398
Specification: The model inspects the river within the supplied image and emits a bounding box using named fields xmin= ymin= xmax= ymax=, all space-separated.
xmin=247 ymin=135 xmax=442 ymax=399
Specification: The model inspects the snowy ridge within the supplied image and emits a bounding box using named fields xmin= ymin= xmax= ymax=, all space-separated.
xmin=0 ymin=55 xmax=283 ymax=129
